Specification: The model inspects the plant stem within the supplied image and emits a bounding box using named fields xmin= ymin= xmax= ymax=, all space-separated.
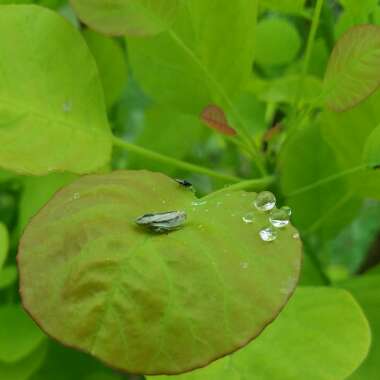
xmin=112 ymin=136 xmax=242 ymax=183
xmin=203 ymin=175 xmax=275 ymax=199
xmin=285 ymin=164 xmax=367 ymax=197
xmin=292 ymin=0 xmax=325 ymax=118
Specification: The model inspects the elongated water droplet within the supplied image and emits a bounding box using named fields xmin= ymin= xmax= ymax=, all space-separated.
xmin=259 ymin=226 xmax=278 ymax=242
xmin=192 ymin=200 xmax=207 ymax=206
xmin=242 ymin=212 xmax=254 ymax=224
xmin=269 ymin=208 xmax=290 ymax=228
xmin=254 ymin=191 xmax=276 ymax=211
xmin=281 ymin=206 xmax=292 ymax=216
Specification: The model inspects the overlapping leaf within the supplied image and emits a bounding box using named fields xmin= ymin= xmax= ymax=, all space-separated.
xmin=149 ymin=287 xmax=371 ymax=380
xmin=340 ymin=274 xmax=380 ymax=379
xmin=18 ymin=170 xmax=302 ymax=375
xmin=0 ymin=5 xmax=111 ymax=175
xmin=128 ymin=0 xmax=258 ymax=114
xmin=324 ymin=25 xmax=380 ymax=112
xmin=71 ymin=0 xmax=179 ymax=36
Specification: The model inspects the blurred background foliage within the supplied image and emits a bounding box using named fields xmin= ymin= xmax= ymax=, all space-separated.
xmin=0 ymin=0 xmax=380 ymax=379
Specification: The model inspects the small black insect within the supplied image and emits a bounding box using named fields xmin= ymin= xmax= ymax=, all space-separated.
xmin=175 ymin=179 xmax=193 ymax=188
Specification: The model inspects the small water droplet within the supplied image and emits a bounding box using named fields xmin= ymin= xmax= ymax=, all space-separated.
xmin=240 ymin=262 xmax=249 ymax=269
xmin=242 ymin=212 xmax=254 ymax=224
xmin=259 ymin=226 xmax=278 ymax=242
xmin=162 ymin=200 xmax=166 ymax=204
xmin=269 ymin=208 xmax=290 ymax=228
xmin=254 ymin=191 xmax=276 ymax=211
xmin=292 ymin=231 xmax=300 ymax=240
xmin=63 ymin=100 xmax=72 ymax=113
xmin=226 ymin=193 xmax=231 ymax=197
xmin=192 ymin=200 xmax=207 ymax=206
xmin=205 ymin=209 xmax=209 ymax=212
xmin=73 ymin=192 xmax=80 ymax=200
xmin=281 ymin=206 xmax=292 ymax=217
xmin=216 ymin=201 xmax=222 ymax=207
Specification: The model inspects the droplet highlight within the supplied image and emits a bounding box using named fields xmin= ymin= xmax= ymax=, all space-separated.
xmin=269 ymin=208 xmax=290 ymax=228
xmin=281 ymin=206 xmax=292 ymax=216
xmin=259 ymin=226 xmax=278 ymax=242
xmin=242 ymin=212 xmax=255 ymax=224
xmin=192 ymin=200 xmax=207 ymax=206
xmin=254 ymin=191 xmax=276 ymax=211
xmin=73 ymin=192 xmax=80 ymax=200
xmin=292 ymin=231 xmax=300 ymax=240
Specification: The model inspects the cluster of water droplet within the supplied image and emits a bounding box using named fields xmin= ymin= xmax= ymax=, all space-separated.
xmin=242 ymin=191 xmax=295 ymax=242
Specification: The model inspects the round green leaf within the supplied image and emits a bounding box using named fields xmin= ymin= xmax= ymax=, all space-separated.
xmin=0 ymin=304 xmax=45 ymax=363
xmin=324 ymin=25 xmax=380 ymax=112
xmin=0 ymin=222 xmax=9 ymax=269
xmin=0 ymin=5 xmax=111 ymax=175
xmin=150 ymin=287 xmax=371 ymax=380
xmin=18 ymin=170 xmax=302 ymax=375
xmin=255 ymin=18 xmax=301 ymax=67
xmin=70 ymin=0 xmax=179 ymax=36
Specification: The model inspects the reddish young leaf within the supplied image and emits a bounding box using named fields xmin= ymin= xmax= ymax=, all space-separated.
xmin=200 ymin=105 xmax=237 ymax=136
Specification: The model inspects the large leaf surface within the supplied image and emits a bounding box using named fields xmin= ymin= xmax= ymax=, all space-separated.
xmin=324 ymin=25 xmax=380 ymax=112
xmin=128 ymin=0 xmax=258 ymax=114
xmin=83 ymin=30 xmax=128 ymax=109
xmin=71 ymin=0 xmax=179 ymax=36
xmin=341 ymin=274 xmax=380 ymax=379
xmin=149 ymin=287 xmax=371 ymax=380
xmin=0 ymin=5 xmax=111 ymax=175
xmin=18 ymin=170 xmax=302 ymax=375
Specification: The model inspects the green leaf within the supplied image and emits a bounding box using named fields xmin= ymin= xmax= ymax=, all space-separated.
xmin=335 ymin=0 xmax=377 ymax=38
xmin=18 ymin=170 xmax=302 ymax=375
xmin=0 ymin=304 xmax=45 ymax=363
xmin=30 ymin=340 xmax=122 ymax=380
xmin=128 ymin=107 xmax=204 ymax=174
xmin=149 ymin=287 xmax=371 ymax=380
xmin=0 ymin=265 xmax=18 ymax=289
xmin=340 ymin=274 xmax=380 ymax=379
xmin=18 ymin=173 xmax=76 ymax=235
xmin=260 ymin=0 xmax=306 ymax=15
xmin=321 ymin=91 xmax=380 ymax=199
xmin=279 ymin=121 xmax=360 ymax=240
xmin=363 ymin=123 xmax=380 ymax=167
xmin=128 ymin=0 xmax=258 ymax=114
xmin=70 ymin=0 xmax=179 ymax=36
xmin=255 ymin=18 xmax=301 ymax=67
xmin=83 ymin=30 xmax=128 ymax=109
xmin=247 ymin=75 xmax=322 ymax=105
xmin=324 ymin=25 xmax=380 ymax=112
xmin=0 ymin=343 xmax=47 ymax=380
xmin=0 ymin=222 xmax=9 ymax=269
xmin=0 ymin=5 xmax=111 ymax=175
